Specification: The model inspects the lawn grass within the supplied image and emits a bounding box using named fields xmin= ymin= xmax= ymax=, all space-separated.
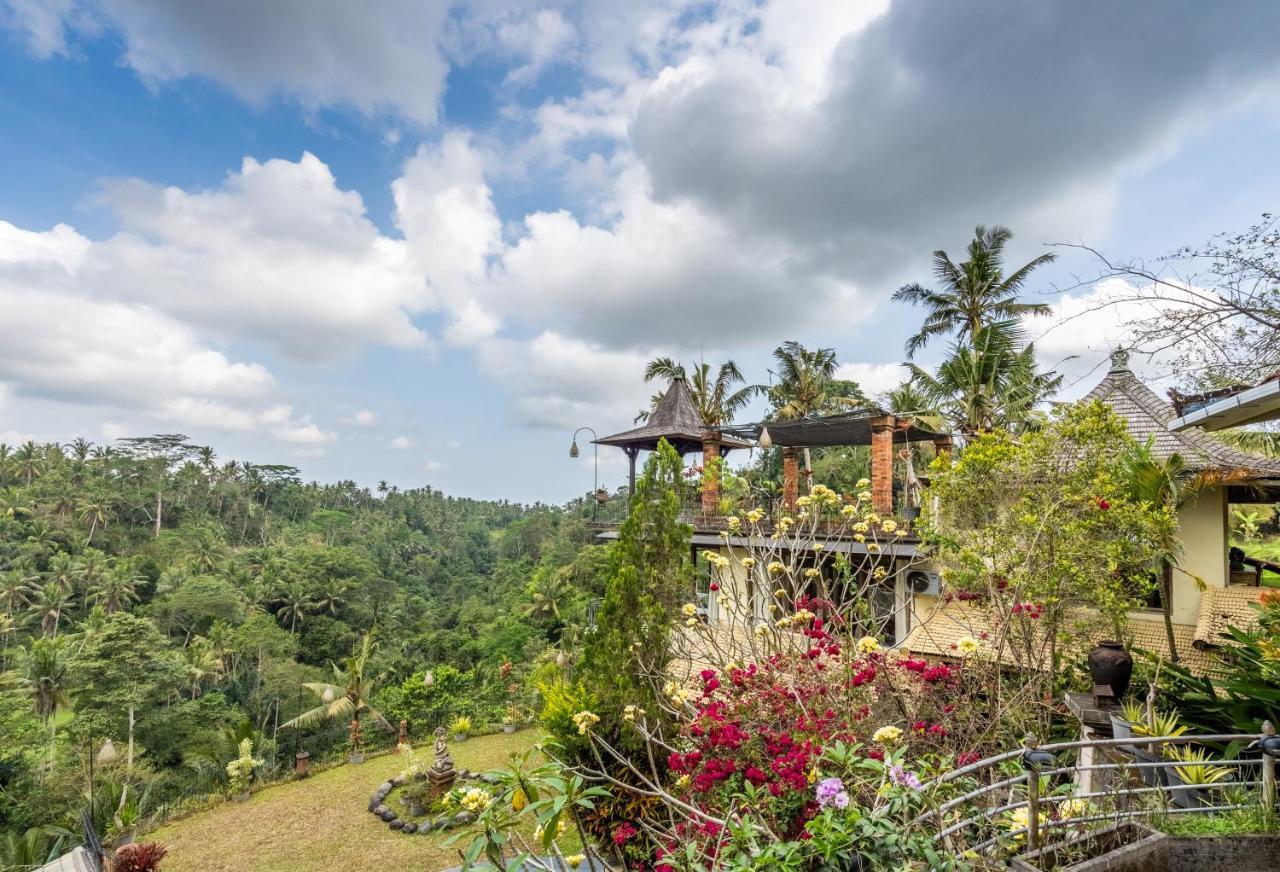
xmin=150 ymin=730 xmax=541 ymax=872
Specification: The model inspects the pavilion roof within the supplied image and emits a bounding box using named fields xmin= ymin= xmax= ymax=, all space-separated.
xmin=722 ymin=409 xmax=950 ymax=448
xmin=1083 ymin=350 xmax=1280 ymax=480
xmin=594 ymin=379 xmax=754 ymax=454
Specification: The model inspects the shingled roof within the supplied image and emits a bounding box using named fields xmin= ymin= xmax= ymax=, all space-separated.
xmin=1083 ymin=350 xmax=1280 ymax=479
xmin=595 ymin=379 xmax=754 ymax=455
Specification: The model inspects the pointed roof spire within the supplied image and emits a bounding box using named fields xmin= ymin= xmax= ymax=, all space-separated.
xmin=594 ymin=379 xmax=753 ymax=454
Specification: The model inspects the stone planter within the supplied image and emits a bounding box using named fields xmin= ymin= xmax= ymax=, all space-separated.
xmin=348 ymin=751 xmax=366 ymax=765
xmin=232 ymin=791 xmax=251 ymax=803
xmin=503 ymin=724 xmax=517 ymax=734
xmin=453 ymin=733 xmax=466 ymax=744
xmin=1011 ymin=821 xmax=1165 ymax=871
xmin=1088 ymin=640 xmax=1133 ymax=700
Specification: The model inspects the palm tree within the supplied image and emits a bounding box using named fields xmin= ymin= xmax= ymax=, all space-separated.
xmin=14 ymin=441 xmax=42 ymax=485
xmin=1121 ymin=441 xmax=1254 ymax=662
xmin=907 ymin=324 xmax=1062 ymax=435
xmin=30 ymin=582 xmax=71 ymax=638
xmin=272 ymin=580 xmax=316 ymax=633
xmin=182 ymin=638 xmax=225 ymax=698
xmin=45 ymin=553 xmax=82 ymax=597
xmin=0 ymin=569 xmax=35 ymax=614
xmin=21 ymin=636 xmax=71 ymax=771
xmin=77 ymin=496 xmax=109 ymax=545
xmin=768 ymin=341 xmax=865 ymax=486
xmin=313 ymin=579 xmax=351 ymax=617
xmin=894 ymin=225 xmax=1055 ymax=358
xmin=91 ymin=564 xmax=143 ymax=614
xmin=281 ymin=633 xmax=387 ymax=737
xmin=524 ymin=568 xmax=571 ymax=623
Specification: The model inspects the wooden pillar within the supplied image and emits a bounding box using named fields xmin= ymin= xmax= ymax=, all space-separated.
xmin=870 ymin=416 xmax=896 ymax=516
xmin=625 ymin=447 xmax=639 ymax=497
xmin=782 ymin=447 xmax=799 ymax=511
xmin=701 ymin=436 xmax=721 ymax=516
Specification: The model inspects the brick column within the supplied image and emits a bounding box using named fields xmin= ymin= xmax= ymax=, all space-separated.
xmin=870 ymin=416 xmax=896 ymax=516
xmin=933 ymin=435 xmax=953 ymax=460
xmin=701 ymin=436 xmax=721 ymax=516
xmin=781 ymin=447 xmax=799 ymax=511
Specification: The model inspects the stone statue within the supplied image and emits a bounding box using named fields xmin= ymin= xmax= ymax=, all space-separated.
xmin=427 ymin=726 xmax=457 ymax=789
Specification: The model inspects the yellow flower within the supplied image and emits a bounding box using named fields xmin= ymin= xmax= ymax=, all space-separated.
xmin=881 ymin=519 xmax=897 ymax=533
xmin=460 ymin=786 xmax=493 ymax=813
xmin=726 ymin=516 xmax=741 ymax=529
xmin=804 ymin=567 xmax=821 ymax=578
xmin=872 ymin=566 xmax=888 ymax=579
xmin=512 ymin=787 xmax=527 ymax=811
xmin=796 ymin=495 xmax=812 ymax=508
xmin=685 ymin=617 xmax=700 ymax=627
xmin=623 ymin=705 xmax=645 ymax=722
xmin=740 ymin=556 xmax=756 ymax=568
xmin=812 ymin=542 xmax=825 ymax=552
xmin=676 ymin=773 xmax=691 ymax=789
xmin=856 ymin=478 xmax=870 ymax=488
xmin=1008 ymin=806 xmax=1046 ymax=839
xmin=681 ymin=602 xmax=698 ymax=616
xmin=566 ymin=854 xmax=586 ymax=868
xmin=768 ymin=561 xmax=786 ymax=575
xmin=867 ymin=543 xmax=881 ymax=553
xmin=856 ymin=636 xmax=881 ymax=654
xmin=956 ymin=636 xmax=980 ymax=655
xmin=840 ymin=505 xmax=857 ymax=519
xmin=572 ymin=710 xmax=600 ymax=735
xmin=746 ymin=508 xmax=764 ymax=524
xmin=774 ymin=588 xmax=787 ymax=598
xmin=873 ymin=725 xmax=903 ymax=745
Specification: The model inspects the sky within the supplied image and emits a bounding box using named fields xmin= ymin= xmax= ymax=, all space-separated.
xmin=1 ymin=0 xmax=1279 ymax=504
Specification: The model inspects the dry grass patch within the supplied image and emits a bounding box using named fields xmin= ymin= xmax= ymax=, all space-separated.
xmin=150 ymin=730 xmax=541 ymax=872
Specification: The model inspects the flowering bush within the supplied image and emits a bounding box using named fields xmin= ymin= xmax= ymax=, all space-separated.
xmin=224 ymin=738 xmax=263 ymax=796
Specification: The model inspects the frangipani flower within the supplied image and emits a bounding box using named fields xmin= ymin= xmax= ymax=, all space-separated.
xmin=873 ymin=725 xmax=903 ymax=745
xmin=856 ymin=636 xmax=882 ymax=655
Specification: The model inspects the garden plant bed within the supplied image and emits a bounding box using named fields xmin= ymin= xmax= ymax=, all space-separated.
xmin=1013 ymin=822 xmax=1280 ymax=871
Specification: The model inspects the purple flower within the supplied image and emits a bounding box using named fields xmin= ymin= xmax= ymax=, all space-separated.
xmin=890 ymin=765 xmax=922 ymax=791
xmin=816 ymin=777 xmax=850 ymax=809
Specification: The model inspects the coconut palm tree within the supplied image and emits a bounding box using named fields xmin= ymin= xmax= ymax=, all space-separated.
xmin=271 ymin=580 xmax=315 ymax=634
xmin=30 ymin=582 xmax=71 ymax=638
xmin=21 ymin=636 xmax=71 ymax=771
xmin=907 ymin=324 xmax=1062 ymax=436
xmin=281 ymin=633 xmax=387 ymax=734
xmin=894 ymin=225 xmax=1055 ymax=358
xmin=77 ymin=496 xmax=109 ymax=546
xmin=524 ymin=567 xmax=571 ymax=623
xmin=767 ymin=341 xmax=865 ymax=486
xmin=1121 ymin=441 xmax=1254 ymax=662
xmin=182 ymin=638 xmax=225 ymax=698
xmin=14 ymin=441 xmax=42 ymax=485
xmin=91 ymin=564 xmax=143 ymax=614
xmin=0 ymin=569 xmax=35 ymax=614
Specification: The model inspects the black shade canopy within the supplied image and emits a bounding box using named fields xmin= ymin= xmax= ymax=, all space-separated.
xmin=722 ymin=410 xmax=949 ymax=448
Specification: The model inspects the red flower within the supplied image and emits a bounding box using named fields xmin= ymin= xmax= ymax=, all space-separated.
xmin=613 ymin=822 xmax=638 ymax=845
xmin=1097 ymin=498 xmax=1111 ymax=510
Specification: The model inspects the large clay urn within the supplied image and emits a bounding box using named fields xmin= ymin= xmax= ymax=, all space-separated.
xmin=1088 ymin=640 xmax=1133 ymax=700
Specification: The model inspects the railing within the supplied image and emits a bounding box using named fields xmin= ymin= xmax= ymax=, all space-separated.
xmin=914 ymin=726 xmax=1279 ymax=857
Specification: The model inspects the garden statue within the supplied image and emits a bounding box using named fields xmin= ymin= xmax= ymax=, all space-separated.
xmin=426 ymin=726 xmax=457 ymax=790
xmin=396 ymin=719 xmax=409 ymax=751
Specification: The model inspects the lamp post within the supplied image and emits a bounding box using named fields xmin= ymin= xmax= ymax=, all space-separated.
xmin=570 ymin=427 xmax=599 ymax=520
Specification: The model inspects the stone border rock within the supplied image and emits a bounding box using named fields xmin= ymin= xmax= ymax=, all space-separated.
xmin=367 ymin=769 xmax=502 ymax=836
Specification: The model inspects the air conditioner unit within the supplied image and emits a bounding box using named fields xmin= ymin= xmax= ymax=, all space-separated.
xmin=907 ymin=571 xmax=941 ymax=597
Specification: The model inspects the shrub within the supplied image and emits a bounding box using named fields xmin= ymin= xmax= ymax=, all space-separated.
xmin=111 ymin=842 xmax=167 ymax=872
xmin=450 ymin=715 xmax=473 ymax=737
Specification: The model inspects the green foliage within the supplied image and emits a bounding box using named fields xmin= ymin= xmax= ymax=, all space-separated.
xmin=579 ymin=440 xmax=690 ymax=740
xmin=923 ymin=401 xmax=1177 ymax=680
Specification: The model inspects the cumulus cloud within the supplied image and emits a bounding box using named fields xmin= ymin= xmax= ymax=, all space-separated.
xmin=5 ymin=0 xmax=452 ymax=123
xmin=341 ymin=409 xmax=378 ymax=427
xmin=90 ymin=153 xmax=431 ymax=359
xmin=835 ymin=363 xmax=910 ymax=399
xmin=630 ymin=2 xmax=1280 ymax=285
xmin=0 ymin=219 xmax=328 ymax=441
xmin=388 ymin=435 xmax=413 ymax=450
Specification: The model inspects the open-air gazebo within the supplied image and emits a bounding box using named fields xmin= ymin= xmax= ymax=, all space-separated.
xmin=594 ymin=379 xmax=753 ymax=508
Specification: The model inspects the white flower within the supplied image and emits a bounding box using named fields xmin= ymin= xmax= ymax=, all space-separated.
xmin=956 ymin=636 xmax=980 ymax=655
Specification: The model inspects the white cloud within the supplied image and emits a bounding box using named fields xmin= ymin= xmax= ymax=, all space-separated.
xmin=91 ymin=152 xmax=432 ymax=360
xmin=388 ymin=435 xmax=413 ymax=450
xmin=835 ymin=362 xmax=910 ymax=398
xmin=497 ymin=9 xmax=577 ymax=84
xmin=7 ymin=0 xmax=452 ymax=124
xmin=100 ymin=421 xmax=129 ymax=441
xmin=341 ymin=409 xmax=378 ymax=427
xmin=423 ymin=459 xmax=446 ymax=472
xmin=0 ymin=219 xmax=327 ymax=442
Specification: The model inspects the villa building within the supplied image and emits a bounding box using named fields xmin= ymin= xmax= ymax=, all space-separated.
xmin=591 ymin=351 xmax=1280 ymax=675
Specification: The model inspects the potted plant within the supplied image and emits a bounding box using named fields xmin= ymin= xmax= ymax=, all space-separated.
xmin=1128 ymin=708 xmax=1186 ymax=789
xmin=502 ymin=703 xmax=521 ymax=734
xmin=225 ymin=738 xmax=263 ymax=802
xmin=450 ymin=715 xmax=472 ymax=743
xmin=111 ymin=842 xmax=168 ymax=872
xmin=1012 ymin=821 xmax=1165 ymax=871
xmin=1164 ymin=745 xmax=1232 ymax=809
xmin=1110 ymin=699 xmax=1144 ymax=753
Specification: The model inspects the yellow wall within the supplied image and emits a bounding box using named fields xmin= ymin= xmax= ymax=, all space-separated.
xmin=1172 ymin=485 xmax=1228 ymax=624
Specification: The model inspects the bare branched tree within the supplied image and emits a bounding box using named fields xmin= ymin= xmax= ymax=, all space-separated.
xmin=1058 ymin=213 xmax=1280 ymax=386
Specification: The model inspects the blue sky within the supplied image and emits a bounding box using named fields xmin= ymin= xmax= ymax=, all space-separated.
xmin=1 ymin=1 xmax=1278 ymax=503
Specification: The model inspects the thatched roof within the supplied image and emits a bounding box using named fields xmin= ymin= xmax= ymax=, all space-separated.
xmin=1083 ymin=350 xmax=1280 ymax=480
xmin=595 ymin=379 xmax=754 ymax=455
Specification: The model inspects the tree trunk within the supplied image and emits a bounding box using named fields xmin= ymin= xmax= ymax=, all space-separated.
xmin=1161 ymin=561 xmax=1179 ymax=663
xmin=802 ymin=447 xmax=813 ymax=494
xmin=154 ymin=490 xmax=163 ymax=538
